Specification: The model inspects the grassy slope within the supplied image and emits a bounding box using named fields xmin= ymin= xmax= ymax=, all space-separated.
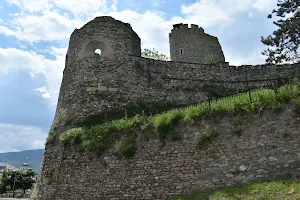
xmin=169 ymin=179 xmax=300 ymax=200
xmin=49 ymin=79 xmax=300 ymax=157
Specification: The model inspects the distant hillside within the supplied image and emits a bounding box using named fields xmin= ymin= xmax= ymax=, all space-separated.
xmin=0 ymin=149 xmax=44 ymax=172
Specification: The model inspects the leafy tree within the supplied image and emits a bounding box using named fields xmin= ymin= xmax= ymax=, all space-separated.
xmin=0 ymin=170 xmax=7 ymax=193
xmin=0 ymin=169 xmax=36 ymax=195
xmin=261 ymin=0 xmax=300 ymax=64
xmin=141 ymin=48 xmax=169 ymax=61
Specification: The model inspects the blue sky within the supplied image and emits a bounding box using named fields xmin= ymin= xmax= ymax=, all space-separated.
xmin=0 ymin=0 xmax=277 ymax=152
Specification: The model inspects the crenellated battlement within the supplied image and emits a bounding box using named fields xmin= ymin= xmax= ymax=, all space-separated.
xmin=170 ymin=23 xmax=205 ymax=34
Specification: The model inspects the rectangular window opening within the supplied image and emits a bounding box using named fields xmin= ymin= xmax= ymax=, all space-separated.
xmin=180 ymin=48 xmax=183 ymax=55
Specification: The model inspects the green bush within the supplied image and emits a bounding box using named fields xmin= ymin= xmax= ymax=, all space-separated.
xmin=59 ymin=127 xmax=87 ymax=145
xmin=62 ymin=116 xmax=73 ymax=126
xmin=152 ymin=110 xmax=184 ymax=140
xmin=203 ymin=55 xmax=217 ymax=65
xmin=46 ymin=125 xmax=58 ymax=143
xmin=293 ymin=97 xmax=300 ymax=108
xmin=43 ymin=177 xmax=52 ymax=185
xmin=114 ymin=138 xmax=137 ymax=158
xmin=195 ymin=128 xmax=218 ymax=148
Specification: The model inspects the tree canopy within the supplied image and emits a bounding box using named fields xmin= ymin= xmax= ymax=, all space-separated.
xmin=141 ymin=48 xmax=169 ymax=61
xmin=261 ymin=0 xmax=300 ymax=64
xmin=0 ymin=169 xmax=36 ymax=194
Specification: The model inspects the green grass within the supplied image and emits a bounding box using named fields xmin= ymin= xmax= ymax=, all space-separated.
xmin=76 ymin=101 xmax=187 ymax=127
xmin=113 ymin=137 xmax=137 ymax=158
xmin=293 ymin=97 xmax=300 ymax=109
xmin=47 ymin=79 xmax=300 ymax=157
xmin=169 ymin=179 xmax=300 ymax=200
xmin=195 ymin=128 xmax=218 ymax=148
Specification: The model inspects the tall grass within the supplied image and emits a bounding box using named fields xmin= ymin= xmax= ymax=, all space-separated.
xmin=47 ymin=79 xmax=300 ymax=156
xmin=169 ymin=179 xmax=300 ymax=200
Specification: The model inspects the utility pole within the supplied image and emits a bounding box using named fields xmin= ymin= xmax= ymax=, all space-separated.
xmin=12 ymin=171 xmax=17 ymax=198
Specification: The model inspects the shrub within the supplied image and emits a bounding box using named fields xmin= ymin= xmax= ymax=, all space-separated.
xmin=62 ymin=116 xmax=73 ymax=126
xmin=114 ymin=138 xmax=137 ymax=158
xmin=195 ymin=128 xmax=218 ymax=148
xmin=277 ymin=85 xmax=292 ymax=103
xmin=203 ymin=55 xmax=217 ymax=65
xmin=232 ymin=119 xmax=243 ymax=135
xmin=43 ymin=177 xmax=52 ymax=185
xmin=59 ymin=127 xmax=87 ymax=145
xmin=293 ymin=97 xmax=300 ymax=108
xmin=183 ymin=103 xmax=211 ymax=121
xmin=152 ymin=110 xmax=184 ymax=140
xmin=46 ymin=125 xmax=58 ymax=143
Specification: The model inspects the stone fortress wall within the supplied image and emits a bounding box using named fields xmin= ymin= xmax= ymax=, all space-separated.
xmin=53 ymin=16 xmax=300 ymax=126
xmin=54 ymin=55 xmax=300 ymax=126
xmin=35 ymin=16 xmax=300 ymax=200
xmin=38 ymin=106 xmax=300 ymax=200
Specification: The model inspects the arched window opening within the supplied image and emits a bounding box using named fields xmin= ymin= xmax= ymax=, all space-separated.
xmin=95 ymin=49 xmax=102 ymax=55
xmin=180 ymin=48 xmax=184 ymax=55
xmin=83 ymin=40 xmax=107 ymax=58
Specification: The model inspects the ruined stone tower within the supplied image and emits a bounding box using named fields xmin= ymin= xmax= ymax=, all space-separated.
xmin=53 ymin=16 xmax=142 ymax=126
xmin=66 ymin=16 xmax=141 ymax=64
xmin=169 ymin=23 xmax=225 ymax=63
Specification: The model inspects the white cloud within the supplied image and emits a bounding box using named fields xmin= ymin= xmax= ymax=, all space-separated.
xmin=181 ymin=0 xmax=253 ymax=27
xmin=7 ymin=0 xmax=53 ymax=13
xmin=248 ymin=12 xmax=254 ymax=18
xmin=35 ymin=87 xmax=52 ymax=99
xmin=0 ymin=47 xmax=64 ymax=103
xmin=225 ymin=47 xmax=266 ymax=65
xmin=7 ymin=0 xmax=108 ymax=16
xmin=0 ymin=123 xmax=47 ymax=152
xmin=152 ymin=0 xmax=166 ymax=7
xmin=11 ymin=11 xmax=82 ymax=43
xmin=50 ymin=46 xmax=67 ymax=57
xmin=110 ymin=10 xmax=172 ymax=55
xmin=180 ymin=0 xmax=276 ymax=27
xmin=2 ymin=0 xmax=113 ymax=43
xmin=53 ymin=0 xmax=108 ymax=16
xmin=0 ymin=26 xmax=15 ymax=36
xmin=111 ymin=0 xmax=118 ymax=12
xmin=253 ymin=0 xmax=276 ymax=10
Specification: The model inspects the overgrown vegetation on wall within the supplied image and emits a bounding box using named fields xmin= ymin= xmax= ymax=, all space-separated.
xmin=169 ymin=178 xmax=300 ymax=200
xmin=47 ymin=79 xmax=300 ymax=158
xmin=77 ymin=101 xmax=186 ymax=127
xmin=195 ymin=128 xmax=218 ymax=148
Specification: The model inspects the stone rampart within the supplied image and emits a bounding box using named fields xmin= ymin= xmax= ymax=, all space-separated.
xmin=37 ymin=105 xmax=300 ymax=199
xmin=53 ymin=55 xmax=300 ymax=127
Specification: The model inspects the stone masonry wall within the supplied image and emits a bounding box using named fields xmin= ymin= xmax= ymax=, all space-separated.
xmin=37 ymin=105 xmax=300 ymax=199
xmin=52 ymin=55 xmax=300 ymax=127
